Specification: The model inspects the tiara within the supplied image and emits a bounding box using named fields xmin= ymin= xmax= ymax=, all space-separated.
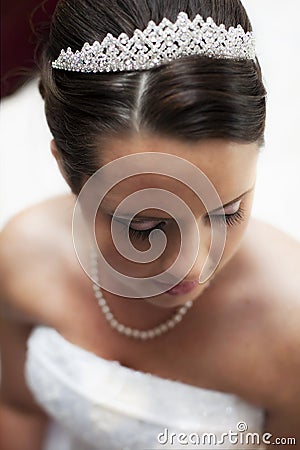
xmin=52 ymin=12 xmax=256 ymax=73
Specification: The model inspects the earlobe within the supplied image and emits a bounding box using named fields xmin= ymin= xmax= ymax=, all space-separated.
xmin=50 ymin=139 xmax=59 ymax=160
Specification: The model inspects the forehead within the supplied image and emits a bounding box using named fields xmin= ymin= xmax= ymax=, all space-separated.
xmin=97 ymin=134 xmax=258 ymax=208
xmin=99 ymin=133 xmax=258 ymax=174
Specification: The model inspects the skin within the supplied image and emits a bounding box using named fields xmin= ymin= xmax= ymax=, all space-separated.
xmin=0 ymin=134 xmax=300 ymax=448
xmin=88 ymin=135 xmax=257 ymax=308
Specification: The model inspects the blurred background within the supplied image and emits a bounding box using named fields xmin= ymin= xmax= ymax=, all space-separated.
xmin=1 ymin=0 xmax=300 ymax=240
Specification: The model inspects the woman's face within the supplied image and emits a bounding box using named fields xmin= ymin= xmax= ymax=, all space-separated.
xmin=87 ymin=134 xmax=259 ymax=308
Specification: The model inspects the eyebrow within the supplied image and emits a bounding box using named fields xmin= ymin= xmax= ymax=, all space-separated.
xmin=105 ymin=185 xmax=255 ymax=222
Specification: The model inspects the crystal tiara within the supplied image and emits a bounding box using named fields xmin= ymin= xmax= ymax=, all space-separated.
xmin=51 ymin=12 xmax=256 ymax=73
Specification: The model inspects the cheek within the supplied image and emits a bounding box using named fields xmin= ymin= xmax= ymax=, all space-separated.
xmin=225 ymin=219 xmax=248 ymax=252
xmin=220 ymin=198 xmax=253 ymax=265
xmin=94 ymin=215 xmax=154 ymax=277
xmin=95 ymin=215 xmax=126 ymax=272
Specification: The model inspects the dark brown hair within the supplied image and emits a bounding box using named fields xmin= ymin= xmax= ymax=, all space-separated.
xmin=39 ymin=0 xmax=266 ymax=195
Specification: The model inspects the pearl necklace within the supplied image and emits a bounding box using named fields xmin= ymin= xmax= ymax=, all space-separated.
xmin=90 ymin=251 xmax=194 ymax=340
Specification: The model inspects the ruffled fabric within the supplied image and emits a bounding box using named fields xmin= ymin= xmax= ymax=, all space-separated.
xmin=25 ymin=326 xmax=266 ymax=449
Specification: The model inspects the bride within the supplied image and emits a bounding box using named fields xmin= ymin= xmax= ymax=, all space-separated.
xmin=0 ymin=0 xmax=299 ymax=449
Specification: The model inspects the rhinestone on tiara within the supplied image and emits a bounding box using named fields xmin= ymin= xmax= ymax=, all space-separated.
xmin=52 ymin=12 xmax=256 ymax=73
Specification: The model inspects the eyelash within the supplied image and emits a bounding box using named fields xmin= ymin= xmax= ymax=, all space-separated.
xmin=128 ymin=207 xmax=246 ymax=241
xmin=129 ymin=222 xmax=166 ymax=241
xmin=207 ymin=206 xmax=246 ymax=227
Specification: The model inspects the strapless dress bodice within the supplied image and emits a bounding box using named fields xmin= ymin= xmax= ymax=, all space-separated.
xmin=25 ymin=325 xmax=266 ymax=449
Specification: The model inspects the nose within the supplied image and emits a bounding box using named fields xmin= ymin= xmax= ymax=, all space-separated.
xmin=160 ymin=222 xmax=212 ymax=283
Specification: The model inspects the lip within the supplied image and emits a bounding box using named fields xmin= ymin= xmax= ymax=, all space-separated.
xmin=158 ymin=280 xmax=199 ymax=296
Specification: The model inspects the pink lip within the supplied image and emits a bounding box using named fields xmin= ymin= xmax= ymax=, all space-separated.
xmin=162 ymin=280 xmax=199 ymax=296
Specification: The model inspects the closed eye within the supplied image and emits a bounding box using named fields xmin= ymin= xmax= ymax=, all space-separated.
xmin=112 ymin=215 xmax=167 ymax=242
xmin=129 ymin=222 xmax=167 ymax=241
xmin=206 ymin=200 xmax=246 ymax=227
xmin=208 ymin=207 xmax=246 ymax=227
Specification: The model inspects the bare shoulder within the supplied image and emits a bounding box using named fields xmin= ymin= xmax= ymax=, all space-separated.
xmin=249 ymin=217 xmax=300 ymax=252
xmin=0 ymin=195 xmax=75 ymax=418
xmin=0 ymin=193 xmax=76 ymax=325
xmin=245 ymin=218 xmax=300 ymax=300
xmin=240 ymin=219 xmax=300 ymax=418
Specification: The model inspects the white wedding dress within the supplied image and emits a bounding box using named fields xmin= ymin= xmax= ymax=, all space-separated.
xmin=25 ymin=325 xmax=266 ymax=450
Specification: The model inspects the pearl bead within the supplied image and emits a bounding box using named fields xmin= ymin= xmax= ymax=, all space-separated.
xmin=105 ymin=312 xmax=113 ymax=321
xmin=101 ymin=305 xmax=110 ymax=314
xmin=90 ymin=249 xmax=197 ymax=340
xmin=117 ymin=324 xmax=125 ymax=333
xmin=110 ymin=319 xmax=118 ymax=328
xmin=174 ymin=315 xmax=183 ymax=323
xmin=132 ymin=330 xmax=140 ymax=338
xmin=98 ymin=299 xmax=106 ymax=308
